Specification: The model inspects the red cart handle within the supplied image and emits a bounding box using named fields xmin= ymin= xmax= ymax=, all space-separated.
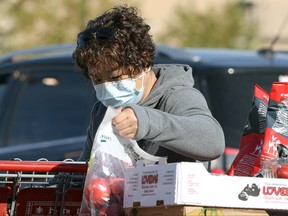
xmin=0 ymin=160 xmax=88 ymax=173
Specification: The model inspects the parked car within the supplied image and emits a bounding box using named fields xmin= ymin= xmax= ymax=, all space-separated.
xmin=1 ymin=44 xmax=288 ymax=172
xmin=0 ymin=44 xmax=95 ymax=161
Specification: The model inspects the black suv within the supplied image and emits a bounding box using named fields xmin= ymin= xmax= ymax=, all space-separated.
xmin=1 ymin=44 xmax=288 ymax=171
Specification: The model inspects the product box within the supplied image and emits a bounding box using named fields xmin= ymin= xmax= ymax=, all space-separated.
xmin=124 ymin=160 xmax=288 ymax=211
xmin=131 ymin=206 xmax=269 ymax=216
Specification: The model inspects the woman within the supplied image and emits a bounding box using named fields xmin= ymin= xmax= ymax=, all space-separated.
xmin=73 ymin=5 xmax=225 ymax=163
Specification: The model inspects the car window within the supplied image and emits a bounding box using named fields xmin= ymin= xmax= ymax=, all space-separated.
xmin=0 ymin=74 xmax=9 ymax=109
xmin=7 ymin=69 xmax=95 ymax=146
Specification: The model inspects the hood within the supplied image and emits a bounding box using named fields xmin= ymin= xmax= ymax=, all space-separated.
xmin=141 ymin=64 xmax=194 ymax=107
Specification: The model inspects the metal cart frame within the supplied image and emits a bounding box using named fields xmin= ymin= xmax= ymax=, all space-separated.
xmin=0 ymin=159 xmax=88 ymax=216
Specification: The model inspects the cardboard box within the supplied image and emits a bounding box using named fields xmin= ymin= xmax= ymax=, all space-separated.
xmin=124 ymin=160 xmax=288 ymax=211
xmin=131 ymin=206 xmax=269 ymax=216
xmin=205 ymin=208 xmax=269 ymax=216
xmin=130 ymin=206 xmax=204 ymax=216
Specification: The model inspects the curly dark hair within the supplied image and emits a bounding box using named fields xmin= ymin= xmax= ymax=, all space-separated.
xmin=72 ymin=5 xmax=156 ymax=83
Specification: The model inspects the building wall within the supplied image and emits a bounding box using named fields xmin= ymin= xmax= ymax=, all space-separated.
xmin=255 ymin=0 xmax=288 ymax=49
xmin=128 ymin=0 xmax=288 ymax=49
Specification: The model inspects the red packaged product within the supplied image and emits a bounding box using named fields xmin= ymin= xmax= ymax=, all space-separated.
xmin=227 ymin=84 xmax=269 ymax=176
xmin=261 ymin=82 xmax=288 ymax=164
xmin=228 ymin=82 xmax=288 ymax=177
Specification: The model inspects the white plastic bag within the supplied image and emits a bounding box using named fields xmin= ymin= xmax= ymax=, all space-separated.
xmin=80 ymin=107 xmax=161 ymax=216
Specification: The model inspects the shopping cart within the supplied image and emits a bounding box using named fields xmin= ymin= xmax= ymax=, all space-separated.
xmin=0 ymin=159 xmax=88 ymax=216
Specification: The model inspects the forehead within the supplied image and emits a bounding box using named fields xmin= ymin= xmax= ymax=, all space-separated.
xmin=88 ymin=66 xmax=133 ymax=84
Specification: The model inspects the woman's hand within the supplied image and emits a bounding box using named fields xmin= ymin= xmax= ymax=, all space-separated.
xmin=112 ymin=108 xmax=138 ymax=139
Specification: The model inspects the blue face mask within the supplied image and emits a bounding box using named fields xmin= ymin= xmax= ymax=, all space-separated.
xmin=93 ymin=73 xmax=145 ymax=108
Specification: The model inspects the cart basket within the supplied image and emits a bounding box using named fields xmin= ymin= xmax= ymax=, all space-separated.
xmin=0 ymin=159 xmax=88 ymax=216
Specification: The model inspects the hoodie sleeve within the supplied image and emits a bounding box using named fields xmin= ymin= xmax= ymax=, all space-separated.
xmin=126 ymin=86 xmax=225 ymax=161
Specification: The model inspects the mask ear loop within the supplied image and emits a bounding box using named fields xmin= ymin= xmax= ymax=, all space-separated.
xmin=133 ymin=66 xmax=150 ymax=90
xmin=143 ymin=66 xmax=152 ymax=86
xmin=140 ymin=72 xmax=145 ymax=88
xmin=133 ymin=70 xmax=146 ymax=92
xmin=140 ymin=66 xmax=152 ymax=88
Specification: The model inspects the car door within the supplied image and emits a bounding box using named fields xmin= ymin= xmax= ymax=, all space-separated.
xmin=0 ymin=63 xmax=96 ymax=160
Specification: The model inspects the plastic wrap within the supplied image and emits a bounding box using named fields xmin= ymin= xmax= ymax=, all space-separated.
xmin=79 ymin=107 xmax=161 ymax=215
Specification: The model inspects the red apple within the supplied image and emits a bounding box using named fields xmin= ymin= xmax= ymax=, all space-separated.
xmin=277 ymin=165 xmax=288 ymax=179
xmin=84 ymin=178 xmax=111 ymax=209
xmin=108 ymin=178 xmax=125 ymax=202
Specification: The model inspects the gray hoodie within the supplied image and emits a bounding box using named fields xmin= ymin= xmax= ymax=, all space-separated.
xmin=78 ymin=64 xmax=225 ymax=163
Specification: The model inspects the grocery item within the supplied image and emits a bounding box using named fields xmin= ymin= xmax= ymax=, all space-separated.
xmin=79 ymin=107 xmax=161 ymax=215
xmin=227 ymin=84 xmax=269 ymax=176
xmin=228 ymin=82 xmax=288 ymax=177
